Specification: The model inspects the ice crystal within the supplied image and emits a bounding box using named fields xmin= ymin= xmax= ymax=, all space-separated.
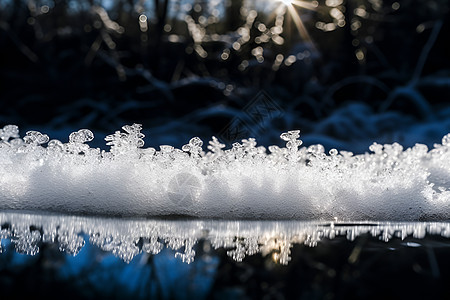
xmin=105 ymin=123 xmax=144 ymax=156
xmin=280 ymin=130 xmax=302 ymax=159
xmin=207 ymin=136 xmax=225 ymax=154
xmin=66 ymin=129 xmax=94 ymax=154
xmin=23 ymin=131 xmax=49 ymax=146
xmin=0 ymin=125 xmax=19 ymax=143
xmin=205 ymin=136 xmax=225 ymax=163
xmin=69 ymin=129 xmax=94 ymax=144
xmin=182 ymin=137 xmax=204 ymax=158
xmin=442 ymin=134 xmax=450 ymax=147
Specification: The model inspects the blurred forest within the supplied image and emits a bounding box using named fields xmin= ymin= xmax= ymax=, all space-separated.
xmin=1 ymin=0 xmax=450 ymax=150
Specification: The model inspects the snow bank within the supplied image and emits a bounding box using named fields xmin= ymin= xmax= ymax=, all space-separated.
xmin=1 ymin=124 xmax=450 ymax=221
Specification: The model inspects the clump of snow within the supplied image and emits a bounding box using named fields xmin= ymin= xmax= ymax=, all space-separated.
xmin=1 ymin=124 xmax=450 ymax=221
xmin=1 ymin=211 xmax=450 ymax=264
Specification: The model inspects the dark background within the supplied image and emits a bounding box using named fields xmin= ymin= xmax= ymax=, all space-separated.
xmin=1 ymin=0 xmax=450 ymax=151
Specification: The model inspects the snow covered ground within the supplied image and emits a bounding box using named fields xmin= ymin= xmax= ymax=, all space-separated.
xmin=2 ymin=123 xmax=450 ymax=221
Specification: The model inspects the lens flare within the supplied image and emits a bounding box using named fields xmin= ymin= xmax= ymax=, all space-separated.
xmin=274 ymin=0 xmax=319 ymax=43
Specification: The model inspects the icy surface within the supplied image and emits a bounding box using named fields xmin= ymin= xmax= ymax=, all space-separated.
xmin=1 ymin=211 xmax=450 ymax=265
xmin=1 ymin=124 xmax=450 ymax=220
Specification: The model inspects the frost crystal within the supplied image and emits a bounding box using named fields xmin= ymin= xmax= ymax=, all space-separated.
xmin=205 ymin=136 xmax=225 ymax=163
xmin=182 ymin=137 xmax=204 ymax=158
xmin=0 ymin=125 xmax=19 ymax=143
xmin=207 ymin=136 xmax=225 ymax=154
xmin=442 ymin=134 xmax=450 ymax=146
xmin=242 ymin=138 xmax=258 ymax=156
xmin=280 ymin=130 xmax=302 ymax=157
xmin=105 ymin=123 xmax=144 ymax=156
xmin=329 ymin=148 xmax=338 ymax=156
xmin=66 ymin=129 xmax=94 ymax=154
xmin=69 ymin=129 xmax=94 ymax=144
xmin=23 ymin=131 xmax=49 ymax=145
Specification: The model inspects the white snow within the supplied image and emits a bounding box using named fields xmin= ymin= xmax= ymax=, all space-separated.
xmin=1 ymin=124 xmax=450 ymax=220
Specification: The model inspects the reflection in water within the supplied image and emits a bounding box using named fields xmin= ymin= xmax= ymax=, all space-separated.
xmin=1 ymin=211 xmax=450 ymax=265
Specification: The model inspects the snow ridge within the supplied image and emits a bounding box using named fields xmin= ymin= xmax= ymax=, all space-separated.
xmin=1 ymin=124 xmax=450 ymax=220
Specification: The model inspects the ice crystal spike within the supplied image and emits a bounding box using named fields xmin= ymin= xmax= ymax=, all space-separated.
xmin=23 ymin=131 xmax=49 ymax=145
xmin=66 ymin=129 xmax=94 ymax=154
xmin=207 ymin=136 xmax=225 ymax=153
xmin=280 ymin=130 xmax=302 ymax=154
xmin=0 ymin=125 xmax=19 ymax=142
xmin=69 ymin=129 xmax=94 ymax=144
xmin=369 ymin=143 xmax=383 ymax=155
xmin=105 ymin=123 xmax=144 ymax=156
xmin=280 ymin=130 xmax=300 ymax=141
xmin=122 ymin=123 xmax=145 ymax=147
xmin=442 ymin=134 xmax=450 ymax=146
xmin=182 ymin=137 xmax=203 ymax=157
xmin=329 ymin=149 xmax=338 ymax=156
xmin=231 ymin=142 xmax=245 ymax=159
xmin=242 ymin=138 xmax=258 ymax=156
xmin=105 ymin=131 xmax=124 ymax=147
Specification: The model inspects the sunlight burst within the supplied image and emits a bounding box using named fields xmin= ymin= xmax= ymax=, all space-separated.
xmin=275 ymin=0 xmax=318 ymax=42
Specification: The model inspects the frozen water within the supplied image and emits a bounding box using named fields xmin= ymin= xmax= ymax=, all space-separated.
xmin=1 ymin=211 xmax=450 ymax=265
xmin=1 ymin=124 xmax=450 ymax=220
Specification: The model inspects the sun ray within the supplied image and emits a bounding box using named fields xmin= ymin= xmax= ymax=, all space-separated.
xmin=287 ymin=4 xmax=313 ymax=43
xmin=273 ymin=0 xmax=318 ymax=48
xmin=267 ymin=3 xmax=289 ymax=23
xmin=291 ymin=0 xmax=319 ymax=11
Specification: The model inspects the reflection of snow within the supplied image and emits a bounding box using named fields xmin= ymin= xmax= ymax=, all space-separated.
xmin=1 ymin=211 xmax=450 ymax=265
xmin=2 ymin=124 xmax=450 ymax=219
